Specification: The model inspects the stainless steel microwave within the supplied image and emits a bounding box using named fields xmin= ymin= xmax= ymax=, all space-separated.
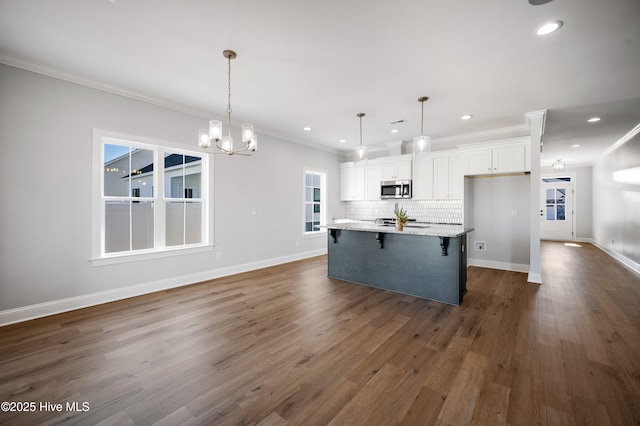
xmin=380 ymin=180 xmax=412 ymax=199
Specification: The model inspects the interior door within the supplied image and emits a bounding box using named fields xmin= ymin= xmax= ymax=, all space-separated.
xmin=540 ymin=182 xmax=574 ymax=240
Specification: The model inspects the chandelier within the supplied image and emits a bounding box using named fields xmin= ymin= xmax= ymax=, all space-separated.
xmin=354 ymin=113 xmax=368 ymax=164
xmin=552 ymin=159 xmax=565 ymax=172
xmin=198 ymin=50 xmax=257 ymax=156
xmin=413 ymin=96 xmax=431 ymax=154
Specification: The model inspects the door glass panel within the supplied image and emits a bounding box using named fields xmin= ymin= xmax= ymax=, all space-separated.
xmin=546 ymin=189 xmax=555 ymax=204
xmin=557 ymin=204 xmax=566 ymax=221
xmin=546 ymin=205 xmax=555 ymax=221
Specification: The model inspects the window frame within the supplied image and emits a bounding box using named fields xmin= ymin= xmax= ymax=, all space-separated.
xmin=92 ymin=129 xmax=213 ymax=265
xmin=302 ymin=168 xmax=327 ymax=237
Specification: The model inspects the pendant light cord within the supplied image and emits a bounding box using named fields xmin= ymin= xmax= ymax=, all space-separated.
xmin=420 ymin=100 xmax=424 ymax=135
xmin=227 ymin=55 xmax=232 ymax=143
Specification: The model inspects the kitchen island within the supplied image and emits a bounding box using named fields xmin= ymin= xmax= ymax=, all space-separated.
xmin=326 ymin=222 xmax=474 ymax=305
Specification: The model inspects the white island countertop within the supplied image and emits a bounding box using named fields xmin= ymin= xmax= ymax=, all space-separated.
xmin=325 ymin=222 xmax=474 ymax=237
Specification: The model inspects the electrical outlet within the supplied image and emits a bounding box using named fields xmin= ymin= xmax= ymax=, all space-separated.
xmin=475 ymin=241 xmax=486 ymax=251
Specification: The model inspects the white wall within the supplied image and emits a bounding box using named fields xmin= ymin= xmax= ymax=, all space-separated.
xmin=592 ymin=131 xmax=640 ymax=268
xmin=0 ymin=64 xmax=344 ymax=321
xmin=466 ymin=175 xmax=531 ymax=272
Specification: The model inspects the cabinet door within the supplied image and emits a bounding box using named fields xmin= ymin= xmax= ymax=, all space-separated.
xmin=366 ymin=164 xmax=382 ymax=200
xmin=380 ymin=162 xmax=397 ymax=181
xmin=465 ymin=149 xmax=492 ymax=175
xmin=432 ymin=156 xmax=450 ymax=199
xmin=493 ymin=145 xmax=525 ymax=173
xmin=396 ymin=160 xmax=412 ymax=180
xmin=340 ymin=165 xmax=356 ymax=201
xmin=433 ymin=155 xmax=463 ymax=199
xmin=412 ymin=156 xmax=433 ymax=200
xmin=354 ymin=166 xmax=366 ymax=200
xmin=449 ymin=155 xmax=464 ymax=199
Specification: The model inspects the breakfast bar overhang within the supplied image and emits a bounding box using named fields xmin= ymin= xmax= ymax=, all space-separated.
xmin=326 ymin=223 xmax=474 ymax=306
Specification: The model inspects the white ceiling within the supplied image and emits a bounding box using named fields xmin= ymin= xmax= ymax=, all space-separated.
xmin=1 ymin=0 xmax=639 ymax=167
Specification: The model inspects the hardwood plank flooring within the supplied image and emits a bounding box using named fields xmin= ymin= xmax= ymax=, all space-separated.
xmin=1 ymin=241 xmax=639 ymax=425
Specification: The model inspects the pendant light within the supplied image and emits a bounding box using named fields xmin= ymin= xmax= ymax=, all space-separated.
xmin=198 ymin=50 xmax=257 ymax=156
xmin=354 ymin=113 xmax=368 ymax=165
xmin=413 ymin=96 xmax=431 ymax=155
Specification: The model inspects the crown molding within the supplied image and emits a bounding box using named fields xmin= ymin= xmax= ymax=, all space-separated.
xmin=0 ymin=54 xmax=342 ymax=156
xmin=432 ymin=123 xmax=531 ymax=146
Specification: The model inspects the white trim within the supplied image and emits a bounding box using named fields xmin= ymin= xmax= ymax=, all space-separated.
xmin=527 ymin=272 xmax=543 ymax=284
xmin=592 ymin=241 xmax=640 ymax=276
xmin=0 ymin=249 xmax=327 ymax=327
xmin=468 ymin=258 xmax=530 ymax=273
xmin=433 ymin=124 xmax=530 ymax=146
xmin=91 ymin=244 xmax=214 ymax=266
xmin=92 ymin=128 xmax=212 ymax=260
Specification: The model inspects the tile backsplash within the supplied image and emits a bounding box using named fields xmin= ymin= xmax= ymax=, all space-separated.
xmin=344 ymin=199 xmax=463 ymax=224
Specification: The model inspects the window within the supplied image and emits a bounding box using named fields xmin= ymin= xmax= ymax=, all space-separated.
xmin=304 ymin=170 xmax=326 ymax=234
xmin=545 ymin=188 xmax=566 ymax=221
xmin=93 ymin=130 xmax=211 ymax=262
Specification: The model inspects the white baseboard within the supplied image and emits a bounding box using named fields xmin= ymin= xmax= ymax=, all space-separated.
xmin=0 ymin=249 xmax=327 ymax=327
xmin=591 ymin=241 xmax=640 ymax=276
xmin=468 ymin=258 xmax=530 ymax=273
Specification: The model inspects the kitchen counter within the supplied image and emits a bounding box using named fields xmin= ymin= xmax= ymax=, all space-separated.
xmin=326 ymin=223 xmax=473 ymax=305
xmin=326 ymin=221 xmax=473 ymax=237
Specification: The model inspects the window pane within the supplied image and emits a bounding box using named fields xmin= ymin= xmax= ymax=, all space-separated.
xmin=546 ymin=205 xmax=555 ymax=221
xmin=545 ymin=189 xmax=555 ymax=204
xmin=165 ymin=153 xmax=202 ymax=198
xmin=185 ymin=202 xmax=202 ymax=244
xmin=130 ymin=148 xmax=154 ymax=197
xmin=305 ymin=204 xmax=313 ymax=222
xmin=556 ymin=188 xmax=566 ymax=204
xmin=557 ymin=205 xmax=566 ymax=221
xmin=132 ymin=201 xmax=154 ymax=250
xmin=314 ymin=203 xmax=320 ymax=213
xmin=313 ymin=174 xmax=321 ymax=187
xmin=104 ymin=144 xmax=130 ymax=197
xmin=305 ymin=187 xmax=313 ymax=202
xmin=105 ymin=200 xmax=130 ymax=253
xmin=314 ymin=188 xmax=321 ymax=202
xmin=166 ymin=201 xmax=184 ymax=246
xmin=305 ymin=173 xmax=313 ymax=186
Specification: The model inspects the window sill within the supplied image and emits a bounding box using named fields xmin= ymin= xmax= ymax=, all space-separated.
xmin=91 ymin=244 xmax=214 ymax=267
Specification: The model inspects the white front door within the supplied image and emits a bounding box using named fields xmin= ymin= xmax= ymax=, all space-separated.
xmin=540 ymin=181 xmax=574 ymax=241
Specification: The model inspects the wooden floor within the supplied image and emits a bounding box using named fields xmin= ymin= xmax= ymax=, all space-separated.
xmin=1 ymin=242 xmax=639 ymax=425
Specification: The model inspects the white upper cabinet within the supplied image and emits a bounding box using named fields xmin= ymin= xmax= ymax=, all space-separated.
xmin=463 ymin=139 xmax=529 ymax=176
xmin=379 ymin=155 xmax=412 ymax=181
xmin=412 ymin=155 xmax=434 ymax=200
xmin=339 ymin=162 xmax=366 ymax=201
xmin=433 ymin=153 xmax=463 ymax=199
xmin=366 ymin=163 xmax=382 ymax=200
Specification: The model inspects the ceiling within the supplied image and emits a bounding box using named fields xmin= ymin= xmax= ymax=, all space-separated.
xmin=1 ymin=0 xmax=639 ymax=167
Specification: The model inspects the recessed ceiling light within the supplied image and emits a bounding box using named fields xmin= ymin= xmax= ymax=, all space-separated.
xmin=461 ymin=114 xmax=473 ymax=120
xmin=571 ymin=144 xmax=581 ymax=148
xmin=339 ymin=139 xmax=346 ymax=144
xmin=535 ymin=20 xmax=563 ymax=36
xmin=587 ymin=117 xmax=601 ymax=123
xmin=303 ymin=126 xmax=311 ymax=131
xmin=391 ymin=129 xmax=399 ymax=134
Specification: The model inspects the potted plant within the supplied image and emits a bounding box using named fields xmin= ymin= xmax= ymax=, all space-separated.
xmin=394 ymin=202 xmax=408 ymax=231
